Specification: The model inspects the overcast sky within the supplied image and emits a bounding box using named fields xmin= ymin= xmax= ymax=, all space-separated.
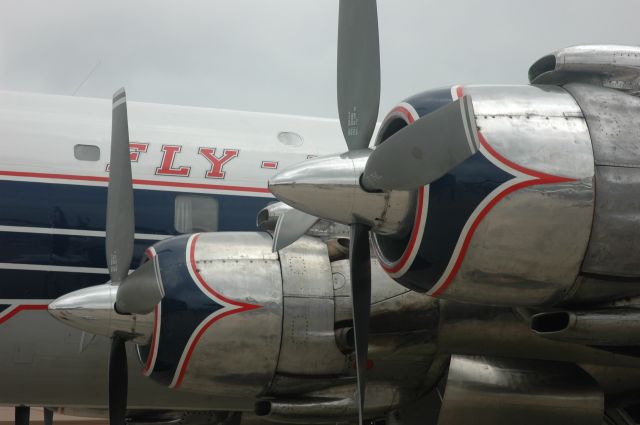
xmin=0 ymin=0 xmax=639 ymax=118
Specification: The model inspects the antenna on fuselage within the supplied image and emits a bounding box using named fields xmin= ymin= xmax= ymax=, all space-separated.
xmin=72 ymin=59 xmax=101 ymax=96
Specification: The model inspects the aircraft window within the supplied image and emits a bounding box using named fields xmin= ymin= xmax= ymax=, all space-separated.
xmin=174 ymin=195 xmax=219 ymax=233
xmin=74 ymin=144 xmax=100 ymax=161
xmin=277 ymin=131 xmax=304 ymax=147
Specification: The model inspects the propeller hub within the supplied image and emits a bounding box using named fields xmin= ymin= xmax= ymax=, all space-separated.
xmin=48 ymin=283 xmax=154 ymax=344
xmin=269 ymin=150 xmax=416 ymax=237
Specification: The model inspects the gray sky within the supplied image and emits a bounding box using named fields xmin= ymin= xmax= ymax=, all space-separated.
xmin=1 ymin=0 xmax=639 ymax=118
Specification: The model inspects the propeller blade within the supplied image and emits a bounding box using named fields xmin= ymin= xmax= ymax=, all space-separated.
xmin=79 ymin=332 xmax=97 ymax=353
xmin=115 ymin=257 xmax=164 ymax=315
xmin=272 ymin=209 xmax=318 ymax=252
xmin=362 ymin=95 xmax=480 ymax=191
xmin=349 ymin=223 xmax=372 ymax=424
xmin=106 ymin=88 xmax=135 ymax=283
xmin=109 ymin=337 xmax=128 ymax=425
xmin=337 ymin=0 xmax=380 ymax=151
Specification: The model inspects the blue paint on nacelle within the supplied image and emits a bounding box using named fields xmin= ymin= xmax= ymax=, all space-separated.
xmin=374 ymin=87 xmax=515 ymax=293
xmin=138 ymin=235 xmax=225 ymax=387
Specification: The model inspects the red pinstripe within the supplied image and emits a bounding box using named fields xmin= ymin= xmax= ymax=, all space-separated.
xmin=429 ymin=132 xmax=575 ymax=297
xmin=143 ymin=304 xmax=160 ymax=374
xmin=0 ymin=304 xmax=48 ymax=325
xmin=378 ymin=105 xmax=425 ymax=274
xmin=0 ymin=170 xmax=270 ymax=194
xmin=172 ymin=234 xmax=261 ymax=388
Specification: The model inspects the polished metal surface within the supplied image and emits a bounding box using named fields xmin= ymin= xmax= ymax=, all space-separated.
xmin=438 ymin=85 xmax=594 ymax=306
xmin=271 ymin=208 xmax=319 ymax=252
xmin=438 ymin=356 xmax=604 ymax=425
xmin=176 ymin=232 xmax=282 ymax=397
xmin=48 ymin=283 xmax=153 ymax=345
xmin=275 ymin=236 xmax=346 ymax=377
xmin=564 ymin=83 xmax=640 ymax=168
xmin=256 ymin=202 xmax=289 ymax=230
xmin=564 ymin=83 xmax=640 ymax=277
xmin=332 ymin=258 xmax=439 ymax=327
xmin=531 ymin=308 xmax=640 ymax=346
xmin=268 ymin=150 xmax=416 ymax=236
xmin=255 ymin=382 xmax=400 ymax=423
xmin=561 ymin=274 xmax=640 ymax=306
xmin=330 ymin=257 xmax=444 ymax=404
xmin=465 ymin=85 xmax=592 ymax=177
xmin=579 ymin=364 xmax=640 ymax=409
xmin=257 ymin=202 xmax=350 ymax=241
xmin=529 ymin=45 xmax=640 ymax=94
xmin=439 ymin=300 xmax=640 ymax=368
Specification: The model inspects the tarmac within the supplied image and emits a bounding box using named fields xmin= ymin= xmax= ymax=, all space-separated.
xmin=0 ymin=408 xmax=105 ymax=425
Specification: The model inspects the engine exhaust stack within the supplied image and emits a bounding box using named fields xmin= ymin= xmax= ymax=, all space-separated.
xmin=254 ymin=383 xmax=400 ymax=424
xmin=531 ymin=309 xmax=640 ymax=346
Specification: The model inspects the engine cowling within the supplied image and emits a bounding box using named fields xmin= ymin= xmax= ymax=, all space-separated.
xmin=138 ymin=232 xmax=347 ymax=396
xmin=372 ymin=72 xmax=640 ymax=308
xmin=370 ymin=84 xmax=595 ymax=306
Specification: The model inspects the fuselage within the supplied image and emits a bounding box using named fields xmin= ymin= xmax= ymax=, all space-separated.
xmin=0 ymin=90 xmax=345 ymax=409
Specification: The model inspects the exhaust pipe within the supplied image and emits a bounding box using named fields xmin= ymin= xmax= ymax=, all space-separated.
xmin=255 ymin=398 xmax=356 ymax=424
xmin=531 ymin=308 xmax=640 ymax=346
xmin=254 ymin=383 xmax=399 ymax=423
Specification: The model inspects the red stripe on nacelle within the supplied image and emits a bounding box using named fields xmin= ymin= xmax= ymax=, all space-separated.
xmin=429 ymin=132 xmax=575 ymax=297
xmin=172 ymin=234 xmax=261 ymax=389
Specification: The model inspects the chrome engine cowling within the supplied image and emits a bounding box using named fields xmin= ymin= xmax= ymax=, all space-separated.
xmin=138 ymin=232 xmax=346 ymax=396
xmin=370 ymin=74 xmax=640 ymax=308
xmin=372 ymin=85 xmax=595 ymax=307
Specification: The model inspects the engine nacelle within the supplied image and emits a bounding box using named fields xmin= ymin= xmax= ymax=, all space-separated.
xmin=372 ymin=84 xmax=595 ymax=307
xmin=138 ymin=232 xmax=347 ymax=396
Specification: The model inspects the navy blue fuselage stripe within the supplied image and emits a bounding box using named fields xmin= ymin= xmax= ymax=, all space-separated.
xmin=0 ymin=270 xmax=108 ymax=299
xmin=138 ymin=235 xmax=224 ymax=386
xmin=0 ymin=180 xmax=272 ymax=300
xmin=0 ymin=232 xmax=157 ymax=269
xmin=0 ymin=304 xmax=10 ymax=314
xmin=0 ymin=180 xmax=271 ymax=234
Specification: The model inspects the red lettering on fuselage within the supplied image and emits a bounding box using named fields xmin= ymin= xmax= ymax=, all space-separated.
xmin=105 ymin=142 xmax=150 ymax=171
xmin=129 ymin=142 xmax=149 ymax=162
xmin=156 ymin=145 xmax=191 ymax=177
xmin=198 ymin=148 xmax=239 ymax=179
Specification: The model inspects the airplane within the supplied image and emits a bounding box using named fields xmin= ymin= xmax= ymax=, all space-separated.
xmin=0 ymin=87 xmax=451 ymax=425
xmin=4 ymin=2 xmax=640 ymax=425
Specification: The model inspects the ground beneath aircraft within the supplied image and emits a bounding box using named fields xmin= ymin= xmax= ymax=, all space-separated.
xmin=0 ymin=408 xmax=105 ymax=425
